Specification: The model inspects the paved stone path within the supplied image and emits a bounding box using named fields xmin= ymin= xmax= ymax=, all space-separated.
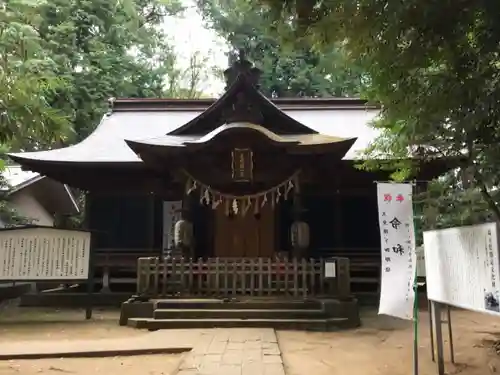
xmin=1 ymin=327 xmax=285 ymax=375
xmin=178 ymin=328 xmax=285 ymax=375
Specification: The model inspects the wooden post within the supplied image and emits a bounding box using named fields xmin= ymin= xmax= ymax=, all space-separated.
xmin=336 ymin=258 xmax=351 ymax=299
xmin=446 ymin=305 xmax=455 ymax=364
xmin=431 ymin=301 xmax=445 ymax=375
xmin=146 ymin=194 xmax=157 ymax=256
xmin=334 ymin=190 xmax=343 ymax=247
xmin=101 ymin=265 xmax=110 ymax=293
xmin=180 ymin=191 xmax=196 ymax=259
xmin=292 ymin=175 xmax=305 ymax=259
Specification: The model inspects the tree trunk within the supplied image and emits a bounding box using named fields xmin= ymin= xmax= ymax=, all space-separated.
xmin=474 ymin=171 xmax=500 ymax=221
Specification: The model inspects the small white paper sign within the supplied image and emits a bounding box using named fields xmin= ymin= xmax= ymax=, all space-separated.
xmin=325 ymin=261 xmax=336 ymax=278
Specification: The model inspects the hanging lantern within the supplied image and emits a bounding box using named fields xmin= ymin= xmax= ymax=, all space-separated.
xmin=174 ymin=219 xmax=193 ymax=247
xmin=290 ymin=220 xmax=310 ymax=249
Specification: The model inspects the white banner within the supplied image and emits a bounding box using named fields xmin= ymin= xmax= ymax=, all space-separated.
xmin=377 ymin=183 xmax=416 ymax=320
xmin=424 ymin=223 xmax=500 ymax=314
xmin=162 ymin=201 xmax=182 ymax=251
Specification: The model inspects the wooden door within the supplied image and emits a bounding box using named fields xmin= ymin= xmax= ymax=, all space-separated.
xmin=214 ymin=203 xmax=274 ymax=258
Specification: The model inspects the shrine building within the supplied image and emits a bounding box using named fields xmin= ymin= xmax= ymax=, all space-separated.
xmin=7 ymin=53 xmax=450 ymax=328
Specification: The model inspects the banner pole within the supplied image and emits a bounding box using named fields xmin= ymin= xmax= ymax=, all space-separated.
xmin=412 ymin=184 xmax=419 ymax=375
xmin=413 ymin=269 xmax=419 ymax=375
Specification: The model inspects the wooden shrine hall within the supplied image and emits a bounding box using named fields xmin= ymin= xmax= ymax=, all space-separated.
xmin=8 ymin=52 xmax=451 ymax=329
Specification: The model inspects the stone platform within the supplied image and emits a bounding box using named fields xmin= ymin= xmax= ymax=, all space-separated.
xmin=121 ymin=297 xmax=360 ymax=331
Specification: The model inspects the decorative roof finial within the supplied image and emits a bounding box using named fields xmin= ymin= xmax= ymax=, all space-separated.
xmin=223 ymin=48 xmax=262 ymax=91
xmin=238 ymin=49 xmax=246 ymax=62
xmin=107 ymin=97 xmax=116 ymax=114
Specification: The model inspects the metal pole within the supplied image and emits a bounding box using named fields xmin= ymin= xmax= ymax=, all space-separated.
xmin=446 ymin=305 xmax=455 ymax=364
xmin=413 ymin=282 xmax=419 ymax=375
xmin=428 ymin=298 xmax=435 ymax=361
xmin=431 ymin=301 xmax=445 ymax=375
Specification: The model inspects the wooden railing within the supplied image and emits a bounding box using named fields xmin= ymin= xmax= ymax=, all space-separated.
xmin=136 ymin=257 xmax=351 ymax=299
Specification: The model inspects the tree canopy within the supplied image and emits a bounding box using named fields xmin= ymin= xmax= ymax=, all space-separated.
xmin=196 ymin=0 xmax=366 ymax=97
xmin=35 ymin=0 xmax=186 ymax=142
xmin=0 ymin=0 xmax=72 ymax=150
xmin=258 ymin=0 xmax=500 ymax=228
xmin=0 ymin=0 xmax=214 ymax=225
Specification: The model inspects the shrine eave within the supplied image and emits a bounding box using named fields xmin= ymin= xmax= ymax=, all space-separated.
xmin=125 ymin=123 xmax=358 ymax=159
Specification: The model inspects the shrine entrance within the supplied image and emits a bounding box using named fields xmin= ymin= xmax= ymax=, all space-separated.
xmin=214 ymin=202 xmax=275 ymax=258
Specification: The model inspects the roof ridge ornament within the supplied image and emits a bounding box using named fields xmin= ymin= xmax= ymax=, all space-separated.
xmin=107 ymin=97 xmax=116 ymax=114
xmin=223 ymin=49 xmax=262 ymax=91
xmin=222 ymin=92 xmax=264 ymax=125
xmin=238 ymin=49 xmax=246 ymax=62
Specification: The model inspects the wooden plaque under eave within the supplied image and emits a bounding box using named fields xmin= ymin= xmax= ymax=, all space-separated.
xmin=231 ymin=148 xmax=253 ymax=182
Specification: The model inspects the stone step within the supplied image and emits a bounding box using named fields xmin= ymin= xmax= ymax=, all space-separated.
xmin=128 ymin=317 xmax=355 ymax=331
xmin=153 ymin=308 xmax=326 ymax=320
xmin=154 ymin=299 xmax=321 ymax=310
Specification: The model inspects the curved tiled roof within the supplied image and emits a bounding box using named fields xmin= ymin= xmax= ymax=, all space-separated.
xmin=8 ymin=105 xmax=380 ymax=165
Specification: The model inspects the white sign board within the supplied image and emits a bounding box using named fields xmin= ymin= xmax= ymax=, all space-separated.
xmin=325 ymin=261 xmax=336 ymax=278
xmin=377 ymin=183 xmax=416 ymax=320
xmin=416 ymin=246 xmax=426 ymax=277
xmin=0 ymin=227 xmax=91 ymax=280
xmin=424 ymin=222 xmax=500 ymax=314
xmin=163 ymin=201 xmax=182 ymax=252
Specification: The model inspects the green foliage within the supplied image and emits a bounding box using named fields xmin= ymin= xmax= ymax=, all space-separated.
xmin=260 ymin=0 xmax=500 ymax=227
xmin=196 ymin=0 xmax=366 ymax=97
xmin=0 ymin=0 xmax=72 ymax=150
xmin=34 ymin=0 xmax=185 ymax=142
xmin=0 ymin=0 xmax=72 ymax=224
xmin=1 ymin=0 xmax=211 ymax=224
xmin=0 ymin=166 xmax=33 ymax=227
xmin=164 ymin=50 xmax=215 ymax=98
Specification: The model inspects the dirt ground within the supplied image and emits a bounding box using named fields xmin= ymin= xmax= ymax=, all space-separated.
xmin=279 ymin=306 xmax=500 ymax=375
xmin=0 ymin=355 xmax=182 ymax=375
xmin=0 ymin=301 xmax=184 ymax=375
xmin=1 ymin=300 xmax=500 ymax=375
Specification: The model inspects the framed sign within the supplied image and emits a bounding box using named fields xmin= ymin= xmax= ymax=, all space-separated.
xmin=0 ymin=225 xmax=94 ymax=320
xmin=424 ymin=222 xmax=500 ymax=315
xmin=0 ymin=227 xmax=91 ymax=281
xmin=231 ymin=148 xmax=253 ymax=182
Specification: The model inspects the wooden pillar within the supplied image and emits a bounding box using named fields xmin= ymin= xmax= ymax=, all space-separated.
xmin=334 ymin=190 xmax=343 ymax=248
xmin=178 ymin=189 xmax=195 ymax=259
xmin=291 ymin=175 xmax=308 ymax=259
xmin=101 ymin=265 xmax=110 ymax=293
xmin=146 ymin=193 xmax=155 ymax=252
xmin=84 ymin=192 xmax=96 ymax=319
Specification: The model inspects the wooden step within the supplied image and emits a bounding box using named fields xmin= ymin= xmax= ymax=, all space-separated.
xmin=153 ymin=308 xmax=326 ymax=320
xmin=154 ymin=299 xmax=321 ymax=310
xmin=128 ymin=317 xmax=356 ymax=331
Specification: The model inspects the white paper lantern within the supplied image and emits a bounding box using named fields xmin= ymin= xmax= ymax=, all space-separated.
xmin=174 ymin=219 xmax=193 ymax=247
xmin=290 ymin=220 xmax=310 ymax=249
